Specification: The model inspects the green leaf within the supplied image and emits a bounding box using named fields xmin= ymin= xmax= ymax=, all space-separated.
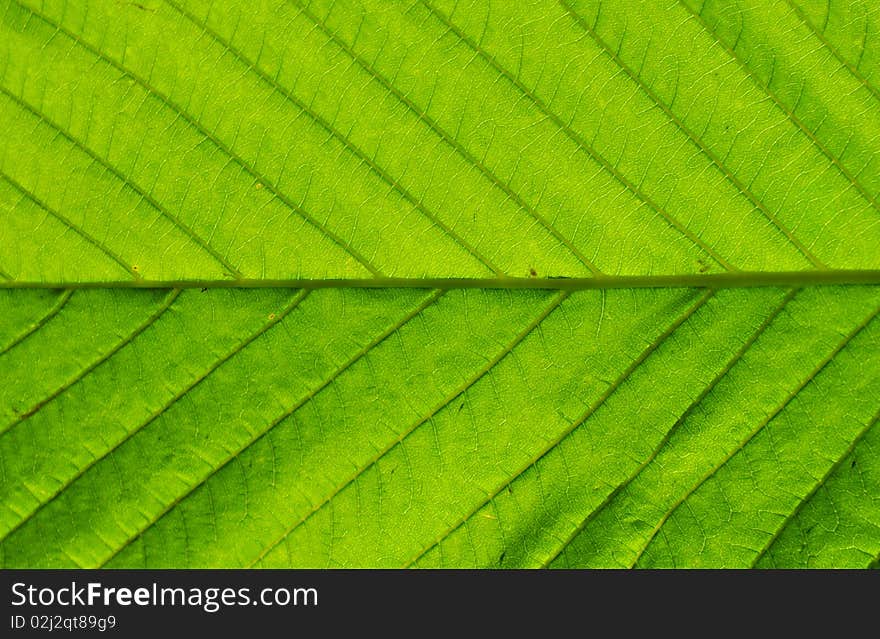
xmin=2 ymin=0 xmax=880 ymax=282
xmin=2 ymin=0 xmax=879 ymax=569
xmin=0 ymin=285 xmax=878 ymax=568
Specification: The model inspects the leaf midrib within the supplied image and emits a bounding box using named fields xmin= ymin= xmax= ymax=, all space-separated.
xmin=2 ymin=270 xmax=880 ymax=290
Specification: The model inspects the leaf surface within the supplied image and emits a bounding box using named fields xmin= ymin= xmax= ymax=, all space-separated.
xmin=2 ymin=0 xmax=880 ymax=282
xmin=1 ymin=0 xmax=879 ymax=569
xmin=0 ymin=286 xmax=877 ymax=568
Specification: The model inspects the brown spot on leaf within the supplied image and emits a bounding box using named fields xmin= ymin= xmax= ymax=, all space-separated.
xmin=122 ymin=1 xmax=156 ymax=12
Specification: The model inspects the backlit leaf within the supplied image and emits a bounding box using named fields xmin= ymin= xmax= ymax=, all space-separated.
xmin=1 ymin=0 xmax=879 ymax=569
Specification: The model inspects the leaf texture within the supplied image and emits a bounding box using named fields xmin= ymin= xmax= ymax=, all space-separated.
xmin=2 ymin=0 xmax=880 ymax=282
xmin=0 ymin=286 xmax=877 ymax=568
xmin=2 ymin=0 xmax=880 ymax=570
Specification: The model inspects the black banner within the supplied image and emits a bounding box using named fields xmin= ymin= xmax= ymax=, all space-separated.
xmin=1 ymin=569 xmax=874 ymax=635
